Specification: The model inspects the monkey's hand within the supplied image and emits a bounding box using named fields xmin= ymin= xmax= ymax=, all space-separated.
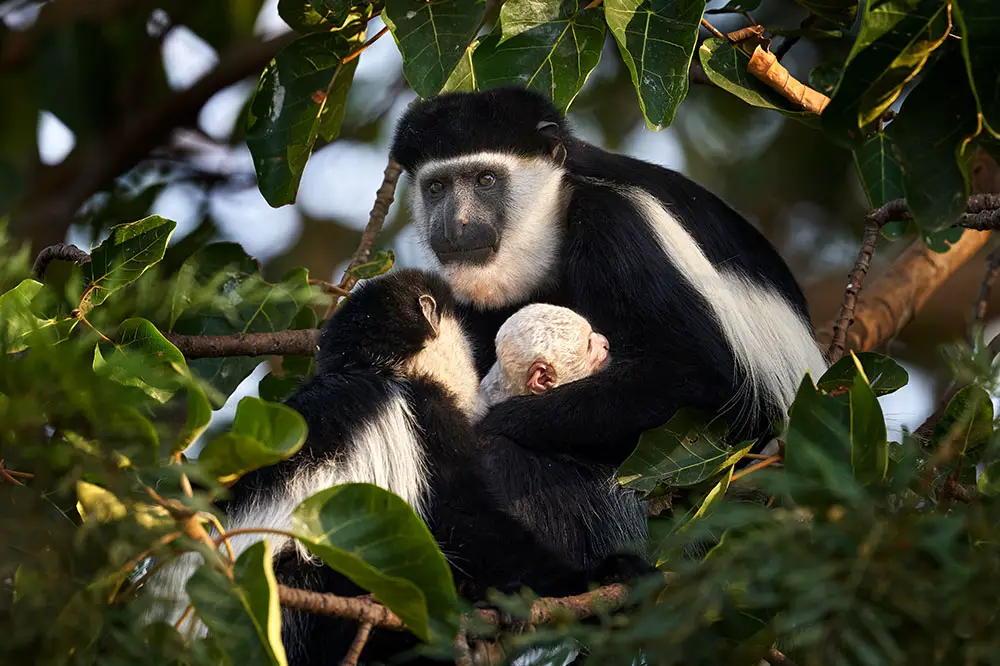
xmin=473 ymin=594 xmax=534 ymax=636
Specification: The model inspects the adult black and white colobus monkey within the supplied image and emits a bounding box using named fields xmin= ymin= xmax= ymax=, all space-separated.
xmin=390 ymin=86 xmax=827 ymax=466
xmin=148 ymin=269 xmax=620 ymax=666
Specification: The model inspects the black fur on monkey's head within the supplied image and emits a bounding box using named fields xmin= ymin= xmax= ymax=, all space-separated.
xmin=316 ymin=269 xmax=458 ymax=374
xmin=390 ymin=87 xmax=568 ymax=173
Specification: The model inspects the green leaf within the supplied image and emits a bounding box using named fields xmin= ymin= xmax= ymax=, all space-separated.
xmin=258 ymin=306 xmax=316 ymax=404
xmin=784 ymin=375 xmax=867 ymax=507
xmin=808 ymin=62 xmax=843 ymax=98
xmin=278 ymin=0 xmax=369 ymax=33
xmin=977 ymin=459 xmax=1000 ymax=496
xmin=94 ymin=318 xmax=188 ymax=404
xmin=246 ymin=31 xmax=362 ymax=207
xmin=792 ymin=0 xmax=858 ymax=26
xmin=887 ymin=49 xmax=979 ymax=235
xmin=292 ymin=483 xmax=458 ymax=642
xmin=853 ymin=132 xmax=905 ymax=208
xmin=698 ymin=39 xmax=819 ymax=124
xmin=198 ymin=397 xmax=308 ymax=483
xmin=617 ymin=408 xmax=743 ymax=494
xmin=0 ymin=279 xmax=77 ymax=353
xmin=705 ymin=0 xmax=761 ymax=14
xmin=822 ymin=0 xmax=951 ymax=143
xmin=605 ymin=0 xmax=706 ymax=130
xmin=473 ymin=0 xmax=605 ymax=113
xmin=441 ymin=40 xmax=478 ymax=93
xmin=345 ymin=249 xmax=395 ymax=280
xmin=922 ymin=227 xmax=967 ymax=252
xmin=169 ymin=243 xmax=313 ymax=406
xmin=383 ymin=0 xmax=487 ymax=98
xmin=187 ymin=541 xmax=288 ymax=666
xmin=687 ymin=465 xmax=734 ymax=524
xmin=931 ymin=386 xmax=994 ymax=456
xmin=817 ymin=352 xmax=909 ymax=396
xmin=847 ymin=354 xmax=889 ymax=486
xmin=82 ymin=216 xmax=176 ymax=307
xmin=176 ymin=380 xmax=213 ymax=455
xmin=75 ymin=481 xmax=127 ymax=523
xmin=953 ymin=0 xmax=1000 ymax=138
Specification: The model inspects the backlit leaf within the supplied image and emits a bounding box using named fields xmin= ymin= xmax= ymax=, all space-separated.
xmin=953 ymin=0 xmax=1000 ymax=138
xmin=817 ymin=352 xmax=908 ymax=396
xmin=292 ymin=483 xmax=458 ymax=642
xmin=198 ymin=397 xmax=307 ymax=483
xmin=0 ymin=279 xmax=77 ymax=353
xmin=473 ymin=0 xmax=605 ymax=113
xmin=605 ymin=0 xmax=706 ymax=130
xmin=94 ymin=318 xmax=187 ymax=404
xmin=848 ymin=354 xmax=889 ymax=486
xmin=246 ymin=31 xmax=363 ymax=207
xmin=931 ymin=386 xmax=993 ymax=457
xmin=441 ymin=40 xmax=478 ymax=93
xmin=383 ymin=0 xmax=486 ymax=98
xmin=822 ymin=0 xmax=951 ymax=144
xmin=187 ymin=541 xmax=288 ymax=666
xmin=345 ymin=249 xmax=395 ymax=280
xmin=83 ymin=216 xmax=177 ymax=307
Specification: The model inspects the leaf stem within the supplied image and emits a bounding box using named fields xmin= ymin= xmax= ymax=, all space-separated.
xmin=700 ymin=18 xmax=728 ymax=41
xmin=343 ymin=25 xmax=390 ymax=65
xmin=730 ymin=455 xmax=781 ymax=482
xmin=212 ymin=527 xmax=302 ymax=548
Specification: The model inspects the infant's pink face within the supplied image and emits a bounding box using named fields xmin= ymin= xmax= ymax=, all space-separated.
xmin=586 ymin=330 xmax=610 ymax=372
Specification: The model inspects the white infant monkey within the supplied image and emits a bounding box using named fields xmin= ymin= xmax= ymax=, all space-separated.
xmin=477 ymin=303 xmax=610 ymax=415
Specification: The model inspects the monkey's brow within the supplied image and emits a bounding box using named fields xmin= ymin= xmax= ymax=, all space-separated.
xmin=419 ymin=160 xmax=509 ymax=180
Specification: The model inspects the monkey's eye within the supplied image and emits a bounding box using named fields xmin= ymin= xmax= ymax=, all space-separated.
xmin=427 ymin=180 xmax=445 ymax=196
xmin=476 ymin=171 xmax=497 ymax=188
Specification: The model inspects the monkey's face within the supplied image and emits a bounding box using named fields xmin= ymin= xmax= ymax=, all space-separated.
xmin=416 ymin=158 xmax=510 ymax=265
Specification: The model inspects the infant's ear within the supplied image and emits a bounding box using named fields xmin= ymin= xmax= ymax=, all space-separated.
xmin=527 ymin=360 xmax=557 ymax=394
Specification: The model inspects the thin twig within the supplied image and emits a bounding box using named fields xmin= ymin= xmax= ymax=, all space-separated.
xmin=730 ymin=456 xmax=781 ymax=483
xmin=31 ymin=242 xmax=91 ymax=280
xmin=108 ymin=531 xmax=184 ymax=602
xmin=201 ymin=512 xmax=235 ymax=564
xmin=327 ymin=159 xmax=404 ymax=318
xmin=340 ymin=621 xmax=375 ymax=666
xmin=827 ymin=219 xmax=880 ymax=363
xmin=342 ymin=25 xmax=390 ymax=64
xmin=766 ymin=647 xmax=800 ymax=666
xmin=701 ymin=17 xmax=729 ymax=41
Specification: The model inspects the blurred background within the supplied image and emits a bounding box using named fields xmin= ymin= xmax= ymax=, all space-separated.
xmin=5 ymin=0 xmax=994 ymax=443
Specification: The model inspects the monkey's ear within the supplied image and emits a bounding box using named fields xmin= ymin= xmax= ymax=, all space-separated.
xmin=536 ymin=120 xmax=566 ymax=166
xmin=419 ymin=294 xmax=441 ymax=338
xmin=527 ymin=360 xmax=557 ymax=394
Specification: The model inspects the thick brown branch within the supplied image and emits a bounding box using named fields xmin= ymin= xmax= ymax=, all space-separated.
xmin=827 ymin=219 xmax=880 ymax=363
xmin=32 ymin=242 xmax=92 ymax=280
xmin=165 ymin=330 xmax=320 ymax=358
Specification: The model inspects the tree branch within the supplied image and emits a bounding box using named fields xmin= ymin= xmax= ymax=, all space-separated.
xmin=10 ymin=31 xmax=297 ymax=251
xmin=164 ymin=330 xmax=320 ymax=358
xmin=826 ymin=219 xmax=880 ymax=363
xmin=31 ymin=242 xmax=91 ymax=280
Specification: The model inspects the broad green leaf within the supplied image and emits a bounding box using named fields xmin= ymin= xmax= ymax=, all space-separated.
xmin=953 ymin=0 xmax=1000 ymax=138
xmin=817 ymin=352 xmax=908 ymax=396
xmin=922 ymin=227 xmax=967 ymax=253
xmin=75 ymin=481 xmax=127 ymax=523
xmin=808 ymin=62 xmax=843 ymax=98
xmin=605 ymin=0 xmax=706 ymax=130
xmin=792 ymin=0 xmax=858 ymax=26
xmin=383 ymin=0 xmax=486 ymax=98
xmin=441 ymin=41 xmax=478 ymax=93
xmin=697 ymin=39 xmax=819 ymax=124
xmin=198 ymin=397 xmax=307 ymax=483
xmin=169 ymin=243 xmax=313 ymax=406
xmin=473 ymin=1 xmax=605 ymax=113
xmin=853 ymin=132 xmax=905 ymax=208
xmin=278 ymin=0 xmax=370 ymax=33
xmin=258 ymin=306 xmax=317 ymax=404
xmin=94 ymin=318 xmax=188 ymax=404
xmin=617 ymin=408 xmax=739 ymax=493
xmin=83 ymin=216 xmax=177 ymax=307
xmin=345 ymin=249 xmax=395 ymax=280
xmin=822 ymin=0 xmax=951 ymax=143
xmin=0 ymin=279 xmax=77 ymax=352
xmin=176 ymin=380 xmax=213 ymax=455
xmin=931 ymin=386 xmax=994 ymax=456
xmin=888 ymin=50 xmax=979 ymax=235
xmin=848 ymin=354 xmax=889 ymax=486
xmin=187 ymin=541 xmax=288 ymax=666
xmin=784 ymin=375 xmax=867 ymax=508
xmin=292 ymin=483 xmax=458 ymax=641
xmin=705 ymin=0 xmax=761 ymax=14
xmin=246 ymin=31 xmax=363 ymax=207
xmin=977 ymin=459 xmax=1000 ymax=496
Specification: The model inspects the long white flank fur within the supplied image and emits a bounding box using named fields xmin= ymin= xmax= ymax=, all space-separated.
xmin=622 ymin=187 xmax=827 ymax=420
xmin=145 ymin=389 xmax=430 ymax=635
xmin=410 ymin=152 xmax=566 ymax=309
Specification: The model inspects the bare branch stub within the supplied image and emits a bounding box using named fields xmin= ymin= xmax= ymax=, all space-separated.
xmin=32 ymin=242 xmax=92 ymax=280
xmin=165 ymin=330 xmax=320 ymax=358
xmin=340 ymin=621 xmax=375 ymax=666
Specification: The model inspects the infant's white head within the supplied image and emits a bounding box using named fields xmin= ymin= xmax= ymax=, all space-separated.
xmin=476 ymin=304 xmax=610 ymax=414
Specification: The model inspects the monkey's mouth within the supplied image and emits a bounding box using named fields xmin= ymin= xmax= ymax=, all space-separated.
xmin=435 ymin=245 xmax=497 ymax=265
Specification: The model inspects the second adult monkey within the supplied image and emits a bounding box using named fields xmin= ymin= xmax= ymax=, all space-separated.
xmin=390 ymin=86 xmax=827 ymax=465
